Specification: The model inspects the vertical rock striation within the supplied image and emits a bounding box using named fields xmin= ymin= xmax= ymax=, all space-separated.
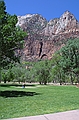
xmin=16 ymin=11 xmax=79 ymax=61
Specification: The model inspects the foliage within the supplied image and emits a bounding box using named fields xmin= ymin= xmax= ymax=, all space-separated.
xmin=32 ymin=60 xmax=51 ymax=85
xmin=59 ymin=38 xmax=79 ymax=84
xmin=50 ymin=38 xmax=79 ymax=84
xmin=0 ymin=1 xmax=27 ymax=68
xmin=1 ymin=62 xmax=35 ymax=83
xmin=2 ymin=68 xmax=14 ymax=83
xmin=51 ymin=52 xmax=65 ymax=84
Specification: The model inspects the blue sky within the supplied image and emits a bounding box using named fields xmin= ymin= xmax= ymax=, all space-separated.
xmin=4 ymin=0 xmax=79 ymax=21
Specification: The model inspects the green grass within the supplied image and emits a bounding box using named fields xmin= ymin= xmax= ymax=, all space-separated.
xmin=0 ymin=84 xmax=79 ymax=119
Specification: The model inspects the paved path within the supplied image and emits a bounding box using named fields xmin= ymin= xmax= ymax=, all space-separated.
xmin=5 ymin=110 xmax=79 ymax=120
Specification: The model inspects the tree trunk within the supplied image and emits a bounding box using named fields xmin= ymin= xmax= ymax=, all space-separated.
xmin=76 ymin=74 xmax=79 ymax=83
xmin=0 ymin=67 xmax=1 ymax=83
xmin=60 ymin=80 xmax=62 ymax=85
xmin=39 ymin=81 xmax=41 ymax=84
xmin=4 ymin=80 xmax=6 ymax=83
xmin=44 ymin=81 xmax=47 ymax=85
xmin=70 ymin=74 xmax=73 ymax=85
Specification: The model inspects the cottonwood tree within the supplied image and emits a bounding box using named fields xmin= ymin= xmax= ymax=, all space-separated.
xmin=51 ymin=52 xmax=65 ymax=85
xmin=59 ymin=38 xmax=79 ymax=84
xmin=0 ymin=1 xmax=27 ymax=81
xmin=33 ymin=60 xmax=51 ymax=85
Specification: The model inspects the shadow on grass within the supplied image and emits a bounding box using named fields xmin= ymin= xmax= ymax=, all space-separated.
xmin=0 ymin=84 xmax=36 ymax=87
xmin=0 ymin=90 xmax=40 ymax=98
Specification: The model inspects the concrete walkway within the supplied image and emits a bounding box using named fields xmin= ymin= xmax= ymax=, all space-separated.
xmin=5 ymin=110 xmax=79 ymax=120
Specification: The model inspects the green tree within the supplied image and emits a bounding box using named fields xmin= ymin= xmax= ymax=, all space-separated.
xmin=0 ymin=1 xmax=27 ymax=82
xmin=51 ymin=52 xmax=65 ymax=85
xmin=11 ymin=63 xmax=26 ymax=84
xmin=2 ymin=67 xmax=14 ymax=83
xmin=59 ymin=38 xmax=79 ymax=84
xmin=33 ymin=60 xmax=51 ymax=85
xmin=0 ymin=1 xmax=26 ymax=67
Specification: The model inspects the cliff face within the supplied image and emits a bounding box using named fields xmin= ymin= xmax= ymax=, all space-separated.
xmin=16 ymin=11 xmax=79 ymax=61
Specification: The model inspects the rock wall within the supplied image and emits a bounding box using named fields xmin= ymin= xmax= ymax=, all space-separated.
xmin=16 ymin=11 xmax=79 ymax=61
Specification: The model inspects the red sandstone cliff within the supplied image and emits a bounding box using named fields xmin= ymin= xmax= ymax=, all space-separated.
xmin=16 ymin=11 xmax=79 ymax=61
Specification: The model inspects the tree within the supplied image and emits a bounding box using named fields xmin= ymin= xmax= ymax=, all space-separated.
xmin=59 ymin=38 xmax=79 ymax=84
xmin=0 ymin=1 xmax=27 ymax=81
xmin=11 ymin=63 xmax=26 ymax=84
xmin=2 ymin=67 xmax=14 ymax=83
xmin=33 ymin=60 xmax=51 ymax=85
xmin=0 ymin=1 xmax=27 ymax=68
xmin=51 ymin=52 xmax=65 ymax=85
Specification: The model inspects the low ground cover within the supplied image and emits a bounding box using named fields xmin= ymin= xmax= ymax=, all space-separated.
xmin=0 ymin=84 xmax=79 ymax=119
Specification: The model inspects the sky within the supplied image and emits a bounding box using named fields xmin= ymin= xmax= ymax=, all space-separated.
xmin=4 ymin=0 xmax=79 ymax=21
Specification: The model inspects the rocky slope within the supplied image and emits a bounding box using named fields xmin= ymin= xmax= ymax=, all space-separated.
xmin=16 ymin=11 xmax=79 ymax=61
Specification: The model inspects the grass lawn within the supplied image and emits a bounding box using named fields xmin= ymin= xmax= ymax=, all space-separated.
xmin=0 ymin=84 xmax=79 ymax=119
